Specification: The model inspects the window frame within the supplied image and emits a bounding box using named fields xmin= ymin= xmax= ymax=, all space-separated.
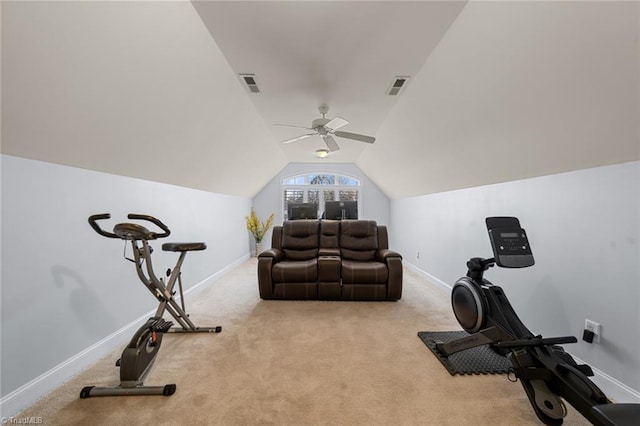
xmin=281 ymin=172 xmax=362 ymax=220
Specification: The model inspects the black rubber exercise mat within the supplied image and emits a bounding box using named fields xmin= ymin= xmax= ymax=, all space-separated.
xmin=417 ymin=330 xmax=512 ymax=376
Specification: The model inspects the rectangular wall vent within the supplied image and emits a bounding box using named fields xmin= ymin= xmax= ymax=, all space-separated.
xmin=387 ymin=76 xmax=410 ymax=96
xmin=239 ymin=73 xmax=260 ymax=93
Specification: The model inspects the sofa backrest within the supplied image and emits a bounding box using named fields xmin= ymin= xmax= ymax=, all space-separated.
xmin=281 ymin=220 xmax=320 ymax=260
xmin=377 ymin=225 xmax=389 ymax=250
xmin=339 ymin=220 xmax=378 ymax=261
xmin=320 ymin=220 xmax=340 ymax=250
xmin=271 ymin=225 xmax=283 ymax=250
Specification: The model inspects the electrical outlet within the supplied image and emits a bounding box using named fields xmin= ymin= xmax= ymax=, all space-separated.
xmin=585 ymin=319 xmax=601 ymax=344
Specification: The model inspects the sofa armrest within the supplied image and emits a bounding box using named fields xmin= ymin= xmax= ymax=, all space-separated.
xmin=376 ymin=249 xmax=402 ymax=262
xmin=258 ymin=248 xmax=284 ymax=263
xmin=385 ymin=256 xmax=403 ymax=300
xmin=257 ymin=256 xmax=275 ymax=299
xmin=318 ymin=248 xmax=340 ymax=257
xmin=376 ymin=249 xmax=402 ymax=300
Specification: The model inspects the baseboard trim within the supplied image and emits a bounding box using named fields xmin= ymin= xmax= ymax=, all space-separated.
xmin=403 ymin=261 xmax=640 ymax=404
xmin=404 ymin=261 xmax=452 ymax=292
xmin=571 ymin=356 xmax=640 ymax=404
xmin=0 ymin=253 xmax=249 ymax=418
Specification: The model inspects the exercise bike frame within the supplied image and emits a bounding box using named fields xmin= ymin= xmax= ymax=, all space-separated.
xmin=81 ymin=213 xmax=221 ymax=399
xmin=131 ymin=237 xmax=221 ymax=333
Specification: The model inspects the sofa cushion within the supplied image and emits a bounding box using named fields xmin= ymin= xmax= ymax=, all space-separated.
xmin=320 ymin=220 xmax=340 ymax=249
xmin=340 ymin=220 xmax=378 ymax=261
xmin=282 ymin=220 xmax=319 ymax=260
xmin=272 ymin=259 xmax=318 ymax=283
xmin=341 ymin=260 xmax=388 ymax=284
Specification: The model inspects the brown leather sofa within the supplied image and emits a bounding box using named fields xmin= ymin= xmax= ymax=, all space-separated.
xmin=257 ymin=220 xmax=402 ymax=301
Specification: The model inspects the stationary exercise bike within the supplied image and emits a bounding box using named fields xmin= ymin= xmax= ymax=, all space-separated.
xmin=435 ymin=217 xmax=640 ymax=425
xmin=80 ymin=213 xmax=222 ymax=398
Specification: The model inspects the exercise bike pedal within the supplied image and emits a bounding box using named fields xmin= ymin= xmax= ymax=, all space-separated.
xmin=151 ymin=319 xmax=174 ymax=333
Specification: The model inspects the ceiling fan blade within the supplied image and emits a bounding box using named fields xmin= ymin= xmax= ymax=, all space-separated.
xmin=274 ymin=124 xmax=314 ymax=131
xmin=333 ymin=130 xmax=376 ymax=144
xmin=322 ymin=134 xmax=340 ymax=152
xmin=324 ymin=117 xmax=349 ymax=131
xmin=282 ymin=133 xmax=315 ymax=144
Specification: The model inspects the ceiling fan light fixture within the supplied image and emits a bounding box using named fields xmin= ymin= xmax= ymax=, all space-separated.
xmin=276 ymin=105 xmax=373 ymax=152
xmin=315 ymin=148 xmax=330 ymax=158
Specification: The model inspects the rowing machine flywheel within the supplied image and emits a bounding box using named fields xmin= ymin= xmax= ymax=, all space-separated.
xmin=451 ymin=277 xmax=487 ymax=334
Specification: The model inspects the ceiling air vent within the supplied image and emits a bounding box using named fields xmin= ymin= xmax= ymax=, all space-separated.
xmin=239 ymin=73 xmax=260 ymax=93
xmin=387 ymin=76 xmax=410 ymax=96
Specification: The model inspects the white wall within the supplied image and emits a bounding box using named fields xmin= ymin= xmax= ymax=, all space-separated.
xmin=391 ymin=161 xmax=640 ymax=400
xmin=0 ymin=155 xmax=251 ymax=412
xmin=252 ymin=162 xmax=391 ymax=251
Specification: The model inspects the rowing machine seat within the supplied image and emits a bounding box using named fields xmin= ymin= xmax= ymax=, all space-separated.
xmin=591 ymin=404 xmax=640 ymax=426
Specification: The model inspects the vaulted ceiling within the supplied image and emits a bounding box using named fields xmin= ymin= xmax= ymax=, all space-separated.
xmin=192 ymin=0 xmax=467 ymax=163
xmin=2 ymin=1 xmax=638 ymax=199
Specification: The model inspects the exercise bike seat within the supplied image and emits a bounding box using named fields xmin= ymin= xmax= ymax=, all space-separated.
xmin=591 ymin=403 xmax=640 ymax=426
xmin=162 ymin=242 xmax=207 ymax=252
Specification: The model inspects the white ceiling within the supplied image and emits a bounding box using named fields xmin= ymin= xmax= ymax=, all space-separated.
xmin=2 ymin=1 xmax=638 ymax=199
xmin=192 ymin=0 xmax=467 ymax=163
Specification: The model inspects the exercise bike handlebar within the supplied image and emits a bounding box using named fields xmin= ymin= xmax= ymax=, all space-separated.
xmin=127 ymin=214 xmax=171 ymax=238
xmin=88 ymin=213 xmax=119 ymax=238
xmin=88 ymin=213 xmax=171 ymax=240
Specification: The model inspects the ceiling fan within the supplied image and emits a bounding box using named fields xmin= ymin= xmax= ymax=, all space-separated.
xmin=274 ymin=105 xmax=375 ymax=152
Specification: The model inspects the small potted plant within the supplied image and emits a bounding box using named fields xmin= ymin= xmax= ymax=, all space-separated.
xmin=245 ymin=208 xmax=274 ymax=256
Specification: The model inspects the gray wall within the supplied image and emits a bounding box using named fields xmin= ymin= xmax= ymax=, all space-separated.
xmin=1 ymin=155 xmax=251 ymax=400
xmin=252 ymin=162 xmax=390 ymax=251
xmin=391 ymin=161 xmax=640 ymax=398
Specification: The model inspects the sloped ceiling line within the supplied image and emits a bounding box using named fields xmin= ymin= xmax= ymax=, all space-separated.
xmin=2 ymin=1 xmax=638 ymax=199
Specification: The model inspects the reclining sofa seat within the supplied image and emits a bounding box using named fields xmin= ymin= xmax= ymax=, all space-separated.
xmin=339 ymin=220 xmax=402 ymax=300
xmin=261 ymin=220 xmax=320 ymax=299
xmin=258 ymin=219 xmax=402 ymax=301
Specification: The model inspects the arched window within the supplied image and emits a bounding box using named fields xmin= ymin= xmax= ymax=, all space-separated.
xmin=282 ymin=173 xmax=361 ymax=220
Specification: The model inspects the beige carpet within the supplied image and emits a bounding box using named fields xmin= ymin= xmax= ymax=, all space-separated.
xmin=18 ymin=259 xmax=589 ymax=425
